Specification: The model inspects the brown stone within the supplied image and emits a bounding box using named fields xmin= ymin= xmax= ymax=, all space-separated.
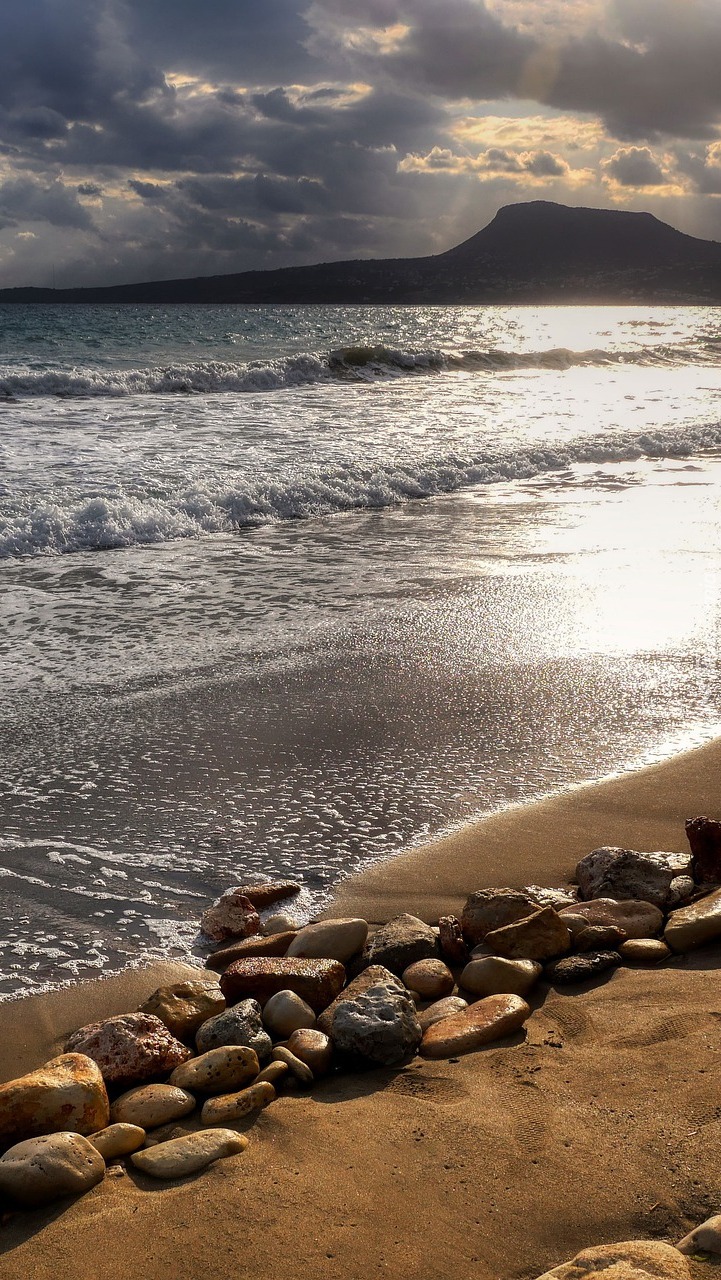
xmin=417 ymin=996 xmax=468 ymax=1032
xmin=575 ymin=925 xmax=626 ymax=952
xmin=401 ymin=959 xmax=454 ymax=1001
xmin=619 ymin=938 xmax=671 ymax=963
xmin=364 ymin=914 xmax=437 ymax=975
xmin=420 ymin=994 xmax=531 ymax=1058
xmin=286 ymin=1029 xmax=333 ymax=1076
xmin=131 ymin=1128 xmax=248 ymax=1178
xmin=559 ymin=899 xmax=663 ymax=940
xmin=205 ymin=932 xmax=297 ymax=971
xmin=437 ymin=916 xmax=468 ymax=965
xmin=233 ymin=882 xmax=301 ymax=909
xmin=686 ymin=815 xmax=721 ymax=884
xmin=0 ymin=1053 xmax=109 ymax=1145
xmin=665 ymin=886 xmax=721 ymax=952
xmin=65 ymin=1015 xmax=192 ymax=1087
xmin=461 ymin=888 xmax=541 ymax=946
xmin=0 ymin=1133 xmax=105 ymax=1207
xmin=137 ymin=980 xmax=225 ymax=1041
xmin=200 ymin=890 xmax=261 ymax=943
xmin=535 ymin=1238 xmax=691 ymax=1279
xmin=200 ymin=1082 xmax=275 ymax=1126
xmin=110 ymin=1084 xmax=195 ymax=1129
xmin=316 ymin=965 xmax=403 ymax=1034
xmin=169 ymin=1046 xmax=259 ymax=1095
xmin=220 ymin=957 xmax=346 ymax=1014
xmin=484 ymin=907 xmax=571 ymax=962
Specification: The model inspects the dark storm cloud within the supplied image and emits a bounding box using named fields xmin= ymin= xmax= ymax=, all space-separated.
xmin=674 ymin=146 xmax=721 ymax=195
xmin=0 ymin=176 xmax=94 ymax=229
xmin=602 ymin=146 xmax=666 ymax=187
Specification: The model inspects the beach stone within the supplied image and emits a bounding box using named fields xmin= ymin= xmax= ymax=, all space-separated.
xmin=686 ymin=815 xmax=721 ymax=884
xmin=169 ymin=1045 xmax=259 ymax=1095
xmin=0 ymin=1052 xmax=109 ymax=1144
xmin=201 ymin=889 xmax=261 ymax=942
xmin=545 ymin=950 xmax=621 ymax=984
xmin=271 ymin=1046 xmax=314 ymax=1085
xmin=665 ymin=886 xmax=721 ymax=952
xmin=522 ymin=885 xmax=578 ymax=910
xmin=262 ymin=990 xmax=317 ymax=1038
xmin=254 ymin=1061 xmax=289 ymax=1087
xmin=220 ymin=957 xmax=345 ymax=1014
xmin=420 ymin=993 xmax=530 ymax=1059
xmin=234 ymin=881 xmax=301 ymax=910
xmin=195 ymin=998 xmax=272 ymax=1062
xmin=286 ymin=1028 xmax=333 ymax=1076
xmin=200 ymin=1081 xmax=275 ymax=1126
xmin=138 ymin=980 xmax=225 ymax=1042
xmin=437 ymin=916 xmax=468 ymax=965
xmin=65 ymin=1014 xmax=192 ymax=1087
xmin=484 ymin=907 xmax=571 ymax=962
xmin=461 ymin=889 xmax=541 ymax=946
xmin=131 ymin=1128 xmax=248 ymax=1179
xmin=0 ymin=1133 xmax=105 ymax=1207
xmin=402 ymin=959 xmax=454 ymax=1000
xmin=575 ymin=847 xmax=685 ymax=907
xmin=264 ymin=914 xmax=299 ymax=935
xmin=317 ymin=965 xmax=403 ymax=1034
xmin=619 ymin=937 xmax=671 ymax=963
xmin=364 ymin=914 xmax=438 ymax=975
xmin=535 ymin=1238 xmax=691 ymax=1279
xmin=460 ymin=956 xmax=541 ymax=998
xmin=88 ymin=1123 xmax=145 ymax=1160
xmin=559 ymin=898 xmax=663 ymax=940
xmin=331 ymin=982 xmax=422 ymax=1066
xmin=666 ymin=876 xmax=695 ymax=908
xmin=575 ymin=924 xmax=627 ymax=952
xmin=287 ymin=918 xmax=368 ymax=963
xmin=205 ymin=932 xmax=297 ymax=971
xmin=110 ymin=1084 xmax=195 ymax=1129
xmin=417 ymin=997 xmax=468 ymax=1032
xmin=677 ymin=1212 xmax=721 ymax=1255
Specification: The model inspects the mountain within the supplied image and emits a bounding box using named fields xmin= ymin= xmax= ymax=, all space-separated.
xmin=2 ymin=201 xmax=721 ymax=304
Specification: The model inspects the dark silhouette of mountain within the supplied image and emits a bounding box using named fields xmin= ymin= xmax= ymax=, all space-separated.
xmin=2 ymin=201 xmax=721 ymax=304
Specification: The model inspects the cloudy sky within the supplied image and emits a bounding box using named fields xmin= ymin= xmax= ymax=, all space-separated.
xmin=2 ymin=0 xmax=721 ymax=287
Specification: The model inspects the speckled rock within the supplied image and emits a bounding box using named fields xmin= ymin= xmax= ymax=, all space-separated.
xmin=138 ymin=980 xmax=225 ymax=1042
xmin=545 ymin=950 xmax=621 ymax=984
xmin=484 ymin=907 xmax=571 ymax=962
xmin=559 ymin=898 xmax=663 ymax=940
xmin=677 ymin=1212 xmax=721 ymax=1256
xmin=667 ymin=876 xmax=695 ymax=908
xmin=618 ymin=937 xmax=671 ymax=963
xmin=287 ymin=918 xmax=368 ymax=963
xmin=331 ymin=982 xmax=422 ymax=1066
xmin=110 ymin=1084 xmax=195 ymax=1129
xmin=200 ymin=1081 xmax=275 ymax=1126
xmin=401 ymin=959 xmax=454 ymax=1000
xmin=461 ymin=889 xmax=541 ymax=946
xmin=286 ymin=1028 xmax=333 ymax=1076
xmin=169 ymin=1046 xmax=259 ymax=1095
xmin=575 ymin=924 xmax=627 ymax=952
xmin=88 ymin=1123 xmax=145 ymax=1160
xmin=665 ymin=886 xmax=721 ymax=952
xmin=685 ymin=815 xmax=721 ymax=884
xmin=575 ymin=847 xmax=687 ymax=907
xmin=0 ymin=1133 xmax=105 ymax=1207
xmin=262 ymin=990 xmax=317 ymax=1038
xmin=437 ymin=916 xmax=468 ymax=965
xmin=0 ymin=1053 xmax=109 ymax=1144
xmin=535 ymin=1238 xmax=691 ymax=1279
xmin=219 ymin=957 xmax=346 ymax=1014
xmin=200 ymin=889 xmax=261 ymax=942
xmin=316 ymin=966 xmax=403 ymax=1035
xmin=460 ymin=956 xmax=541 ymax=998
xmin=420 ymin=994 xmax=530 ymax=1058
xmin=205 ymin=932 xmax=297 ymax=971
xmin=65 ymin=1015 xmax=192 ymax=1087
xmin=271 ymin=1046 xmax=314 ymax=1085
xmin=131 ymin=1128 xmax=248 ymax=1179
xmin=417 ymin=996 xmax=469 ymax=1032
xmin=521 ymin=885 xmax=578 ymax=910
xmin=195 ymin=998 xmax=272 ymax=1061
xmin=364 ymin=915 xmax=437 ymax=975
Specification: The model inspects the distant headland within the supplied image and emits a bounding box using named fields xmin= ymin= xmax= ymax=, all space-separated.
xmin=2 ymin=201 xmax=721 ymax=304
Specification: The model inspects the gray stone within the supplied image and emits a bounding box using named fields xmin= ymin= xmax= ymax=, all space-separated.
xmin=575 ymin=847 xmax=686 ymax=907
xmin=0 ymin=1133 xmax=105 ymax=1207
xmin=364 ymin=915 xmax=437 ymax=975
xmin=262 ymin=990 xmax=317 ymax=1038
xmin=545 ymin=950 xmax=621 ymax=984
xmin=317 ymin=966 xmax=404 ymax=1035
xmin=330 ymin=982 xmax=422 ymax=1066
xmin=195 ymin=998 xmax=272 ymax=1061
xmin=667 ymin=876 xmax=695 ymax=908
xmin=461 ymin=889 xmax=541 ymax=946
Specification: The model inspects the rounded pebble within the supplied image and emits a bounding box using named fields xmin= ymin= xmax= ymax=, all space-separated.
xmin=110 ymin=1084 xmax=195 ymax=1130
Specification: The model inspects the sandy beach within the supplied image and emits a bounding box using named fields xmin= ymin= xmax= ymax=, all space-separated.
xmin=2 ymin=739 xmax=721 ymax=1279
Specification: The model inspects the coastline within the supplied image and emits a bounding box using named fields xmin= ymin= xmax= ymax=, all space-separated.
xmin=2 ymin=740 xmax=721 ymax=1278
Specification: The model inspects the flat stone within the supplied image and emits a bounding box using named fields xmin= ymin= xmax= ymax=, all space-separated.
xmin=65 ymin=1014 xmax=192 ymax=1087
xmin=131 ymin=1128 xmax=248 ymax=1179
xmin=521 ymin=886 xmax=578 ymax=910
xmin=401 ymin=959 xmax=454 ymax=1000
xmin=331 ymin=982 xmax=422 ymax=1066
xmin=559 ymin=899 xmax=663 ymax=939
xmin=665 ymin=886 xmax=721 ymax=952
xmin=138 ymin=980 xmax=225 ymax=1042
xmin=575 ymin=847 xmax=685 ymax=907
xmin=200 ymin=889 xmax=261 ymax=943
xmin=219 ymin=957 xmax=346 ymax=1014
xmin=271 ymin=1046 xmax=314 ymax=1085
xmin=535 ymin=1238 xmax=691 ymax=1279
xmin=364 ymin=914 xmax=437 ymax=975
xmin=0 ymin=1133 xmax=105 ymax=1207
xmin=575 ymin=925 xmax=626 ymax=952
xmin=420 ymin=994 xmax=531 ymax=1059
xmin=205 ymin=932 xmax=297 ymax=972
xmin=460 ymin=956 xmax=541 ymax=998
xmin=417 ymin=997 xmax=469 ymax=1032
xmin=195 ymin=998 xmax=272 ymax=1062
xmin=110 ymin=1084 xmax=195 ymax=1129
xmin=316 ymin=966 xmax=403 ymax=1035
xmin=461 ymin=889 xmax=541 ymax=946
xmin=619 ymin=937 xmax=672 ymax=963
xmin=88 ymin=1123 xmax=145 ymax=1160
xmin=286 ymin=1029 xmax=333 ymax=1076
xmin=169 ymin=1046 xmax=259 ymax=1095
xmin=200 ymin=1081 xmax=275 ymax=1126
xmin=484 ymin=907 xmax=571 ymax=962
xmin=677 ymin=1212 xmax=721 ymax=1255
xmin=545 ymin=951 xmax=621 ymax=984
xmin=262 ymin=990 xmax=317 ymax=1038
xmin=0 ymin=1052 xmax=109 ymax=1145
xmin=287 ymin=918 xmax=368 ymax=963
xmin=437 ymin=916 xmax=468 ymax=965
xmin=686 ymin=815 xmax=721 ymax=884
xmin=233 ymin=881 xmax=301 ymax=910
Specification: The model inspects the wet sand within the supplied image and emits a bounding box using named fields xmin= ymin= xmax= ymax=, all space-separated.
xmin=1 ymin=740 xmax=721 ymax=1279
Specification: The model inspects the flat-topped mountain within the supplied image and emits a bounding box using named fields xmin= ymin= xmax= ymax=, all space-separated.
xmin=3 ymin=201 xmax=721 ymax=304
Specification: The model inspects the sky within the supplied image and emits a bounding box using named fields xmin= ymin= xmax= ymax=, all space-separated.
xmin=1 ymin=0 xmax=721 ymax=288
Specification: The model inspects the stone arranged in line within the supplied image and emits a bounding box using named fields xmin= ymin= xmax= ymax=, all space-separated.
xmin=110 ymin=1083 xmax=195 ymax=1129
xmin=219 ymin=957 xmax=346 ymax=1013
xmin=65 ymin=1014 xmax=192 ymax=1087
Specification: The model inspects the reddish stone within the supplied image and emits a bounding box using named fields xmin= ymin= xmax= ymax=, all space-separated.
xmin=686 ymin=816 xmax=721 ymax=884
xmin=205 ymin=931 xmax=297 ymax=972
xmin=65 ymin=1014 xmax=192 ymax=1087
xmin=438 ymin=916 xmax=468 ymax=965
xmin=420 ymin=994 xmax=531 ymax=1058
xmin=219 ymin=957 xmax=346 ymax=1014
xmin=233 ymin=882 xmax=301 ymax=910
xmin=200 ymin=890 xmax=261 ymax=943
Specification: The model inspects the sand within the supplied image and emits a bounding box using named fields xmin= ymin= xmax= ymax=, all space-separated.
xmin=1 ymin=739 xmax=721 ymax=1279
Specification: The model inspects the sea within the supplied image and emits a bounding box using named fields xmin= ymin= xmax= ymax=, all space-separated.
xmin=1 ymin=302 xmax=720 ymax=999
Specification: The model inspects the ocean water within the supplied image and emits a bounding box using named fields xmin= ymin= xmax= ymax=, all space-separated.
xmin=1 ymin=303 xmax=720 ymax=997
